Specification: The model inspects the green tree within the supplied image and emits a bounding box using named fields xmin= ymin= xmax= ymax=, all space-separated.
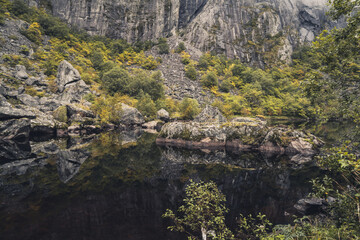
xmin=90 ymin=50 xmax=104 ymax=70
xmin=102 ymin=67 xmax=130 ymax=95
xmin=136 ymin=92 xmax=157 ymax=120
xmin=163 ymin=180 xmax=234 ymax=240
xmin=179 ymin=98 xmax=200 ymax=120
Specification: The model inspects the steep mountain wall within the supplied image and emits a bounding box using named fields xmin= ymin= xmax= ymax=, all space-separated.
xmin=49 ymin=0 xmax=331 ymax=66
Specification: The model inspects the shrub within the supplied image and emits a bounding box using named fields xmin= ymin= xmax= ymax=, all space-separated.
xmin=136 ymin=92 xmax=157 ymax=120
xmin=101 ymin=67 xmax=131 ymax=95
xmin=38 ymin=14 xmax=70 ymax=40
xmin=219 ymin=79 xmax=233 ymax=92
xmin=201 ymin=71 xmax=218 ymax=88
xmin=231 ymin=64 xmax=246 ymax=77
xmin=179 ymin=97 xmax=200 ymax=120
xmin=23 ymin=22 xmax=42 ymax=44
xmin=158 ymin=38 xmax=169 ymax=54
xmin=9 ymin=0 xmax=31 ymax=17
xmin=19 ymin=45 xmax=30 ymax=55
xmin=0 ymin=0 xmax=10 ymax=25
xmin=91 ymin=95 xmax=123 ymax=124
xmin=185 ymin=64 xmax=197 ymax=80
xmin=180 ymin=51 xmax=191 ymax=65
xmin=90 ymin=50 xmax=104 ymax=70
xmin=175 ymin=42 xmax=186 ymax=53
xmin=110 ymin=39 xmax=129 ymax=56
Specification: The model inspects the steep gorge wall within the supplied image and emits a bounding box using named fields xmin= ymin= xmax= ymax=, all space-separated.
xmin=48 ymin=0 xmax=331 ymax=65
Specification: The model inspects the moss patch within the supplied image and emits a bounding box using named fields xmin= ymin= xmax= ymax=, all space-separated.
xmin=53 ymin=106 xmax=68 ymax=122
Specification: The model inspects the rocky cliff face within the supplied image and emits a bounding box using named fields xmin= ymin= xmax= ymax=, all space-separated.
xmin=49 ymin=0 xmax=332 ymax=66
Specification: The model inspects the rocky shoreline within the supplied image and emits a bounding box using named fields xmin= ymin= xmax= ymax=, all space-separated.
xmin=156 ymin=108 xmax=323 ymax=156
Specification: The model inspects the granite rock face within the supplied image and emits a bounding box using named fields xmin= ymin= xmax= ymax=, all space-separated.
xmin=50 ymin=0 xmax=332 ymax=66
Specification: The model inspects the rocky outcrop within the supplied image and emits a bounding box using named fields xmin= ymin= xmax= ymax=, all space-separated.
xmin=120 ymin=103 xmax=145 ymax=126
xmin=157 ymin=109 xmax=170 ymax=122
xmin=55 ymin=60 xmax=91 ymax=103
xmin=0 ymin=118 xmax=31 ymax=141
xmin=49 ymin=0 xmax=334 ymax=66
xmin=194 ymin=105 xmax=226 ymax=123
xmin=0 ymin=106 xmax=36 ymax=120
xmin=157 ymin=119 xmax=323 ymax=155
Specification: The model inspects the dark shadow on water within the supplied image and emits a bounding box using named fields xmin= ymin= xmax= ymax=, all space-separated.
xmin=0 ymin=122 xmax=352 ymax=240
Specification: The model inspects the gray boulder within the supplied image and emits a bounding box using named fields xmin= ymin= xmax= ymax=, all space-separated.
xmin=121 ymin=103 xmax=145 ymax=126
xmin=39 ymin=97 xmax=62 ymax=112
xmin=0 ymin=106 xmax=36 ymax=120
xmin=66 ymin=104 xmax=95 ymax=119
xmin=194 ymin=105 xmax=226 ymax=123
xmin=0 ymin=95 xmax=11 ymax=107
xmin=15 ymin=65 xmax=28 ymax=79
xmin=157 ymin=108 xmax=170 ymax=122
xmin=0 ymin=118 xmax=31 ymax=140
xmin=55 ymin=60 xmax=90 ymax=103
xmin=17 ymin=94 xmax=39 ymax=108
xmin=294 ymin=197 xmax=327 ymax=215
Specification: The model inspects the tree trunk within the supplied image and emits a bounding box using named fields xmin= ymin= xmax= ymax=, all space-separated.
xmin=201 ymin=227 xmax=207 ymax=240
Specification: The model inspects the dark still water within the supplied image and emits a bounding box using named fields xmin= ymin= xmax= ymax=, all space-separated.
xmin=0 ymin=122 xmax=357 ymax=240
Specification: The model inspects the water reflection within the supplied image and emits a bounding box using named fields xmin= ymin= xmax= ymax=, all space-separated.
xmin=0 ymin=125 xmax=336 ymax=240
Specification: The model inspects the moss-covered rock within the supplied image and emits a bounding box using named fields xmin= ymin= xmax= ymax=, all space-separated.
xmin=53 ymin=106 xmax=68 ymax=123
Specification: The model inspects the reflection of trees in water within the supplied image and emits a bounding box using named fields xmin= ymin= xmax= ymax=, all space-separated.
xmin=0 ymin=130 xmax=323 ymax=240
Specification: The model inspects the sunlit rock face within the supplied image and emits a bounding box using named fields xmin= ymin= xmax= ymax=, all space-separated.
xmin=50 ymin=0 xmax=331 ymax=66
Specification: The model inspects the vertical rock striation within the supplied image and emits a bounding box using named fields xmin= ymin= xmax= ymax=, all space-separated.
xmin=49 ymin=0 xmax=332 ymax=65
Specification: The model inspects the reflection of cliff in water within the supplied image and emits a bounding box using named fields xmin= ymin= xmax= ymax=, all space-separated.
xmin=0 ymin=130 xmax=321 ymax=240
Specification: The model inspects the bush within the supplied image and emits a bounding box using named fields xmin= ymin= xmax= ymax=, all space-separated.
xmin=9 ymin=0 xmax=31 ymax=17
xmin=158 ymin=38 xmax=169 ymax=54
xmin=23 ymin=22 xmax=42 ymax=44
xmin=0 ymin=0 xmax=10 ymax=25
xmin=219 ymin=79 xmax=233 ymax=92
xmin=102 ymin=67 xmax=131 ymax=95
xmin=91 ymin=95 xmax=123 ymax=124
xmin=185 ymin=64 xmax=197 ymax=80
xmin=201 ymin=71 xmax=218 ymax=88
xmin=38 ymin=14 xmax=70 ymax=40
xmin=90 ymin=50 xmax=104 ymax=70
xmin=110 ymin=39 xmax=129 ymax=56
xmin=136 ymin=92 xmax=157 ymax=120
xmin=231 ymin=64 xmax=246 ymax=77
xmin=180 ymin=51 xmax=191 ymax=65
xmin=19 ymin=45 xmax=30 ymax=55
xmin=179 ymin=97 xmax=200 ymax=120
xmin=175 ymin=42 xmax=186 ymax=53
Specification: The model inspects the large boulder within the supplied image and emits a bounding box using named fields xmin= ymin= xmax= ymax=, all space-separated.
xmin=39 ymin=97 xmax=62 ymax=112
xmin=157 ymin=108 xmax=170 ymax=122
xmin=14 ymin=65 xmax=28 ymax=79
xmin=120 ymin=103 xmax=145 ymax=126
xmin=17 ymin=94 xmax=39 ymax=108
xmin=194 ymin=105 xmax=227 ymax=123
xmin=55 ymin=60 xmax=90 ymax=103
xmin=0 ymin=118 xmax=31 ymax=140
xmin=0 ymin=106 xmax=36 ymax=120
xmin=0 ymin=95 xmax=11 ymax=107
